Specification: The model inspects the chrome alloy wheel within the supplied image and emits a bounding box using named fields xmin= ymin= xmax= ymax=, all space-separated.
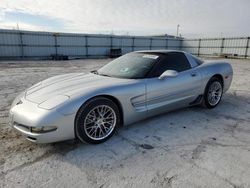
xmin=207 ymin=81 xmax=222 ymax=106
xmin=84 ymin=105 xmax=116 ymax=140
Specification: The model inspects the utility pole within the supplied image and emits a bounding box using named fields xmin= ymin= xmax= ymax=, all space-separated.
xmin=176 ymin=24 xmax=180 ymax=37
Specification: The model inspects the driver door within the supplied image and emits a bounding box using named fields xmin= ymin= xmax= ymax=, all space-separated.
xmin=146 ymin=52 xmax=202 ymax=117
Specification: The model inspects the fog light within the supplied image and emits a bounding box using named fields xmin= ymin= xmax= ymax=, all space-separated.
xmin=31 ymin=126 xmax=57 ymax=133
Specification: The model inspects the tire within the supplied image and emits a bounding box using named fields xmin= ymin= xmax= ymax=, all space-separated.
xmin=203 ymin=77 xmax=223 ymax=109
xmin=75 ymin=97 xmax=121 ymax=144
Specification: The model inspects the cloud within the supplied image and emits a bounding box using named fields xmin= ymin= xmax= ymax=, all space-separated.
xmin=0 ymin=21 xmax=48 ymax=31
xmin=0 ymin=0 xmax=249 ymax=37
xmin=3 ymin=11 xmax=64 ymax=31
xmin=0 ymin=8 xmax=6 ymax=21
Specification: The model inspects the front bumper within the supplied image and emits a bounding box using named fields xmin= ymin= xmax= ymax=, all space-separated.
xmin=9 ymin=97 xmax=75 ymax=143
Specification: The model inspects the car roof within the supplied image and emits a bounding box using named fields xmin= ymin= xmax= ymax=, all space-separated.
xmin=133 ymin=49 xmax=187 ymax=55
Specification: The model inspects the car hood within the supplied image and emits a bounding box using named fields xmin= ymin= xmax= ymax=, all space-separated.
xmin=25 ymin=73 xmax=131 ymax=104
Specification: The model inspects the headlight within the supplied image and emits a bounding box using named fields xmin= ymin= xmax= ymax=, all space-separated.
xmin=38 ymin=95 xmax=70 ymax=110
xmin=31 ymin=126 xmax=57 ymax=133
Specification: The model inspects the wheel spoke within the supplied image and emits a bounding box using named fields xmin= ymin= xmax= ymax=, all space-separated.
xmin=102 ymin=124 xmax=110 ymax=132
xmin=94 ymin=128 xmax=98 ymax=138
xmin=89 ymin=127 xmax=96 ymax=136
xmin=103 ymin=109 xmax=111 ymax=117
xmin=86 ymin=125 xmax=94 ymax=130
xmin=85 ymin=118 xmax=95 ymax=125
xmin=105 ymin=121 xmax=114 ymax=125
xmin=97 ymin=107 xmax=103 ymax=117
xmin=99 ymin=126 xmax=104 ymax=137
xmin=105 ymin=112 xmax=114 ymax=119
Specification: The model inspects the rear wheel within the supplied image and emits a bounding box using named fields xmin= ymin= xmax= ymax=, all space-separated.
xmin=203 ymin=77 xmax=223 ymax=109
xmin=75 ymin=97 xmax=121 ymax=144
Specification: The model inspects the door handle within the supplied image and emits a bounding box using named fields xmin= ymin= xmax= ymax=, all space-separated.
xmin=191 ymin=72 xmax=197 ymax=77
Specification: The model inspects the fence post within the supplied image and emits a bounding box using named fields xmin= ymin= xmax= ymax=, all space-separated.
xmin=220 ymin=38 xmax=225 ymax=55
xmin=110 ymin=35 xmax=113 ymax=58
xmin=197 ymin=39 xmax=201 ymax=56
xmin=132 ymin=37 xmax=135 ymax=52
xmin=180 ymin=38 xmax=183 ymax=51
xmin=53 ymin=33 xmax=59 ymax=57
xmin=19 ymin=31 xmax=24 ymax=58
xmin=165 ymin=38 xmax=168 ymax=49
xmin=245 ymin=37 xmax=250 ymax=59
xmin=85 ymin=35 xmax=88 ymax=58
xmin=150 ymin=38 xmax=152 ymax=50
xmin=110 ymin=35 xmax=113 ymax=48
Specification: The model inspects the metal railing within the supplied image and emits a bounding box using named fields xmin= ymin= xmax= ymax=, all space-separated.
xmin=0 ymin=29 xmax=249 ymax=60
xmin=0 ymin=29 xmax=181 ymax=60
xmin=181 ymin=37 xmax=250 ymax=58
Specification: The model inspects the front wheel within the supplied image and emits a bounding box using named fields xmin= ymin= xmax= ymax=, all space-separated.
xmin=203 ymin=77 xmax=223 ymax=109
xmin=75 ymin=97 xmax=121 ymax=144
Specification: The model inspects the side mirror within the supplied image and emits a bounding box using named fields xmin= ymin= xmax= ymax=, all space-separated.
xmin=159 ymin=70 xmax=178 ymax=80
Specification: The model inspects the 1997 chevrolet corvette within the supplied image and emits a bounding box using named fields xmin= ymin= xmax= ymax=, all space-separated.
xmin=9 ymin=50 xmax=233 ymax=144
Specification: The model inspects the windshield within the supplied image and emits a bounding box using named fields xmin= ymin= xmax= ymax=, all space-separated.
xmin=96 ymin=53 xmax=160 ymax=79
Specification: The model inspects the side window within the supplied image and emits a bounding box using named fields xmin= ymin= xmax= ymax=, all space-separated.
xmin=150 ymin=52 xmax=191 ymax=77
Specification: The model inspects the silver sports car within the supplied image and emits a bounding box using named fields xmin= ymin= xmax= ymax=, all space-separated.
xmin=9 ymin=50 xmax=233 ymax=144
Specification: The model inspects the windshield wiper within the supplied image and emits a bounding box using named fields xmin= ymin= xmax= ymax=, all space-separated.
xmin=98 ymin=73 xmax=112 ymax=77
xmin=91 ymin=70 xmax=111 ymax=77
xmin=91 ymin=70 xmax=99 ymax=75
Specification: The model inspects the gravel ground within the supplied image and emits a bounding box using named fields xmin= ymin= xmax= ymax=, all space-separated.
xmin=0 ymin=58 xmax=250 ymax=188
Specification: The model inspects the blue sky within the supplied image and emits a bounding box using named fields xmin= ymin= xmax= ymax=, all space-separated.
xmin=0 ymin=0 xmax=249 ymax=38
xmin=4 ymin=11 xmax=64 ymax=30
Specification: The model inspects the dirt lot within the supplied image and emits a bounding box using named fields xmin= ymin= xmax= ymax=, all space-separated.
xmin=0 ymin=58 xmax=250 ymax=188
